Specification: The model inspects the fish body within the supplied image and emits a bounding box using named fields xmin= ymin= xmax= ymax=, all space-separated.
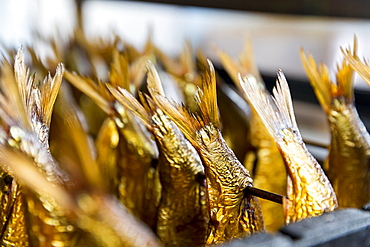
xmin=146 ymin=60 xmax=264 ymax=244
xmin=217 ymin=43 xmax=286 ymax=231
xmin=107 ymin=85 xmax=208 ymax=246
xmin=64 ymin=54 xmax=161 ymax=228
xmin=0 ymin=172 xmax=29 ymax=246
xmin=114 ymin=104 xmax=160 ymax=229
xmin=240 ymin=70 xmax=338 ymax=224
xmin=326 ymin=102 xmax=370 ymax=207
xmin=302 ymin=46 xmax=370 ymax=208
xmin=152 ymin=110 xmax=207 ymax=247
xmin=0 ymin=50 xmax=81 ymax=246
xmin=196 ymin=125 xmax=263 ymax=243
xmin=95 ymin=118 xmax=120 ymax=194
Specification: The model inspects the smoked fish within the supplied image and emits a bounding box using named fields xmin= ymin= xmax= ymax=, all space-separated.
xmin=240 ymin=70 xmax=338 ymax=223
xmin=0 ymin=49 xmax=81 ymax=246
xmin=0 ymin=147 xmax=162 ymax=247
xmin=64 ymin=50 xmax=160 ymax=228
xmin=0 ymin=171 xmax=29 ymax=246
xmin=107 ymin=82 xmax=208 ymax=246
xmin=301 ymin=43 xmax=370 ymax=208
xmin=147 ymin=60 xmax=264 ymax=244
xmin=216 ymin=41 xmax=286 ymax=231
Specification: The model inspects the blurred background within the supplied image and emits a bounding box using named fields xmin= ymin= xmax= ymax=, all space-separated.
xmin=1 ymin=0 xmax=370 ymax=159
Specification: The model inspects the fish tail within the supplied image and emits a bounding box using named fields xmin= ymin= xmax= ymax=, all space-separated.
xmin=300 ymin=49 xmax=332 ymax=113
xmin=342 ymin=36 xmax=370 ymax=86
xmin=0 ymin=50 xmax=31 ymax=130
xmin=239 ymin=69 xmax=299 ymax=140
xmin=336 ymin=37 xmax=357 ymax=103
xmin=64 ymin=70 xmax=112 ymax=114
xmin=216 ymin=39 xmax=262 ymax=87
xmin=301 ymin=37 xmax=357 ymax=111
xmin=106 ymin=83 xmax=152 ymax=130
xmin=110 ymin=49 xmax=130 ymax=90
xmin=196 ymin=59 xmax=220 ymax=129
xmin=147 ymin=59 xmax=219 ymax=148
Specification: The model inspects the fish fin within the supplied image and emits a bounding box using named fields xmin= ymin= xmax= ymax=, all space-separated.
xmin=147 ymin=58 xmax=220 ymax=129
xmin=0 ymin=50 xmax=31 ymax=130
xmin=179 ymin=40 xmax=196 ymax=76
xmin=239 ymin=38 xmax=261 ymax=81
xmin=109 ymin=49 xmax=129 ymax=90
xmin=335 ymin=37 xmax=357 ymax=103
xmin=300 ymin=48 xmax=332 ymax=113
xmin=196 ymin=59 xmax=220 ymax=129
xmin=106 ymin=84 xmax=152 ymax=130
xmin=38 ymin=63 xmax=64 ymax=129
xmin=343 ymin=51 xmax=370 ymax=86
xmin=301 ymin=38 xmax=357 ymax=111
xmin=342 ymin=37 xmax=370 ymax=86
xmin=64 ymin=70 xmax=112 ymax=114
xmin=146 ymin=60 xmax=200 ymax=146
xmin=215 ymin=48 xmax=241 ymax=88
xmin=239 ymin=69 xmax=299 ymax=140
xmin=216 ymin=39 xmax=263 ymax=92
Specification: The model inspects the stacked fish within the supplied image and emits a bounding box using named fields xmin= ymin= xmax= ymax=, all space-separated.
xmin=0 ymin=29 xmax=368 ymax=247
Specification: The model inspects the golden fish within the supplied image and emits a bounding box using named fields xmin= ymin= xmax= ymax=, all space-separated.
xmin=154 ymin=42 xmax=201 ymax=112
xmin=0 ymin=49 xmax=82 ymax=247
xmin=0 ymin=171 xmax=29 ymax=246
xmin=94 ymin=118 xmax=120 ymax=194
xmin=240 ymin=69 xmax=338 ymax=224
xmin=158 ymin=44 xmax=252 ymax=164
xmin=147 ymin=60 xmax=264 ymax=244
xmin=216 ymin=41 xmax=286 ymax=231
xmin=0 ymin=147 xmax=162 ymax=247
xmin=64 ymin=50 xmax=160 ymax=228
xmin=107 ymin=83 xmax=208 ymax=246
xmin=51 ymin=84 xmax=104 ymax=190
xmin=301 ymin=42 xmax=370 ymax=208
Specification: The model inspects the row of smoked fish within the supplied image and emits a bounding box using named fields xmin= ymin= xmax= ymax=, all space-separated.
xmin=0 ymin=30 xmax=368 ymax=247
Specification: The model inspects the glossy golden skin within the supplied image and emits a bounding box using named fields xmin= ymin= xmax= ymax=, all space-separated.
xmin=64 ymin=70 xmax=161 ymax=229
xmin=326 ymin=101 xmax=370 ymax=208
xmin=106 ymin=84 xmax=208 ymax=246
xmin=217 ymin=44 xmax=286 ymax=231
xmin=197 ymin=125 xmax=264 ymax=244
xmin=114 ymin=107 xmax=160 ymax=229
xmin=95 ymin=118 xmax=120 ymax=194
xmin=147 ymin=60 xmax=264 ymax=244
xmin=25 ymin=192 xmax=80 ymax=247
xmin=277 ymin=128 xmax=338 ymax=223
xmin=0 ymin=172 xmax=29 ymax=246
xmin=302 ymin=46 xmax=370 ymax=208
xmin=0 ymin=51 xmax=79 ymax=246
xmin=152 ymin=110 xmax=207 ymax=247
xmin=4 ymin=127 xmax=82 ymax=247
xmin=244 ymin=113 xmax=286 ymax=231
xmin=240 ymin=70 xmax=338 ymax=224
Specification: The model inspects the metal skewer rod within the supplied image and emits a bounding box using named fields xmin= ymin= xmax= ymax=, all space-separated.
xmin=303 ymin=139 xmax=328 ymax=149
xmin=244 ymin=186 xmax=288 ymax=205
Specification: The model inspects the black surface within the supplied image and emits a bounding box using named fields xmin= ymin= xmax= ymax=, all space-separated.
xmin=223 ymin=209 xmax=370 ymax=246
xmin=226 ymin=232 xmax=293 ymax=247
xmin=279 ymin=209 xmax=370 ymax=247
xmin=107 ymin=0 xmax=370 ymax=19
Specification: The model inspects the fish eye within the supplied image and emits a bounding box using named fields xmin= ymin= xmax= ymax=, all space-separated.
xmin=4 ymin=174 xmax=13 ymax=186
xmin=151 ymin=157 xmax=159 ymax=169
